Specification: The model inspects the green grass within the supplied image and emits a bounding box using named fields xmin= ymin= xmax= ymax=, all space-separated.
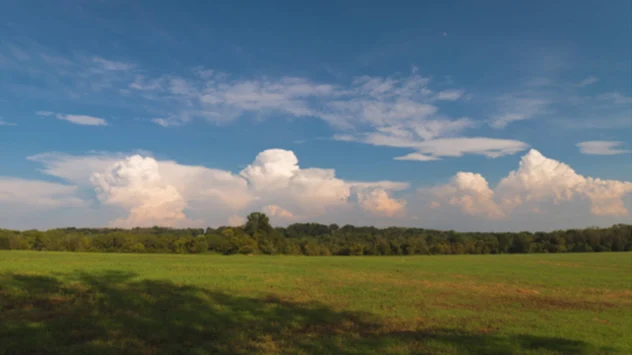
xmin=1 ymin=251 xmax=630 ymax=354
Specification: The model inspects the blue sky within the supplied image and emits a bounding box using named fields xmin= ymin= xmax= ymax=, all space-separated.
xmin=1 ymin=0 xmax=630 ymax=231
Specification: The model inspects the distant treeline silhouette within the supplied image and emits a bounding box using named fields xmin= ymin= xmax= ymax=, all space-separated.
xmin=1 ymin=213 xmax=630 ymax=255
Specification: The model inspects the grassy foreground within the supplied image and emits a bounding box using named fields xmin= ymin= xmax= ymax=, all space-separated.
xmin=0 ymin=251 xmax=630 ymax=354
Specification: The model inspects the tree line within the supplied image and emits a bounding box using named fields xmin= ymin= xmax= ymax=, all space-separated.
xmin=0 ymin=213 xmax=630 ymax=255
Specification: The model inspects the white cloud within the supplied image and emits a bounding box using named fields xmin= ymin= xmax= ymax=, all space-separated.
xmin=413 ymin=137 xmax=529 ymax=158
xmin=561 ymin=115 xmax=632 ymax=130
xmin=525 ymin=77 xmax=553 ymax=87
xmin=0 ymin=178 xmax=85 ymax=209
xmin=127 ymin=69 xmax=475 ymax=144
xmin=22 ymin=148 xmax=407 ymax=228
xmin=339 ymin=133 xmax=529 ymax=160
xmin=240 ymin=149 xmax=350 ymax=214
xmin=4 ymin=147 xmax=631 ymax=231
xmin=28 ymin=152 xmax=124 ymax=185
xmin=92 ymin=57 xmax=135 ymax=71
xmin=436 ymin=89 xmax=464 ymax=101
xmin=287 ymin=168 xmax=350 ymax=214
xmin=489 ymin=96 xmax=550 ymax=129
xmin=90 ymin=155 xmax=191 ymax=227
xmin=409 ymin=118 xmax=475 ymax=140
xmin=35 ymin=111 xmax=55 ymax=116
xmin=151 ymin=117 xmax=184 ymax=127
xmin=577 ymin=76 xmax=599 ymax=87
xmin=13 ymin=54 xmax=498 ymax=162
xmin=497 ymin=149 xmax=632 ymax=216
xmin=430 ymin=149 xmax=632 ymax=219
xmin=227 ymin=215 xmax=245 ymax=226
xmin=240 ymin=149 xmax=300 ymax=191
xmin=347 ymin=181 xmax=410 ymax=192
xmin=597 ymin=92 xmax=632 ymax=105
xmin=394 ymin=153 xmax=440 ymax=161
xmin=158 ymin=159 xmax=252 ymax=211
xmin=9 ymin=45 xmax=30 ymax=61
xmin=55 ymin=113 xmax=108 ymax=126
xmin=0 ymin=119 xmax=16 ymax=126
xmin=430 ymin=172 xmax=504 ymax=219
xmin=577 ymin=141 xmax=630 ymax=155
xmin=152 ymin=118 xmax=171 ymax=127
xmin=28 ymin=151 xmax=253 ymax=226
xmin=262 ymin=204 xmax=295 ymax=218
xmin=358 ymin=188 xmax=406 ymax=217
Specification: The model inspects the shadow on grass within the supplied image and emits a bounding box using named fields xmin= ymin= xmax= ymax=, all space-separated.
xmin=0 ymin=271 xmax=612 ymax=354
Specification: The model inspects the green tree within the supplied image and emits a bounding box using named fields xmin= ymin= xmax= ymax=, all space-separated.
xmin=244 ymin=212 xmax=272 ymax=236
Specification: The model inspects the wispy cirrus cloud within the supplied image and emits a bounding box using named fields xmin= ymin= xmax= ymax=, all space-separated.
xmin=56 ymin=114 xmax=108 ymax=126
xmin=597 ymin=91 xmax=632 ymax=105
xmin=0 ymin=177 xmax=85 ymax=209
xmin=489 ymin=96 xmax=550 ymax=129
xmin=35 ymin=110 xmax=55 ymax=116
xmin=577 ymin=76 xmax=599 ymax=87
xmin=5 ymin=43 xmax=628 ymax=166
xmin=435 ymin=89 xmax=464 ymax=101
xmin=92 ymin=56 xmax=135 ymax=71
xmin=337 ymin=133 xmax=529 ymax=160
xmin=0 ymin=118 xmax=17 ymax=126
xmin=577 ymin=141 xmax=630 ymax=155
xmin=126 ymin=68 xmax=507 ymax=162
xmin=0 ymin=43 xmax=137 ymax=100
xmin=35 ymin=111 xmax=108 ymax=126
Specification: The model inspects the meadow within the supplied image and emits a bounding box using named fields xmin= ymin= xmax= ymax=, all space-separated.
xmin=1 ymin=251 xmax=630 ymax=354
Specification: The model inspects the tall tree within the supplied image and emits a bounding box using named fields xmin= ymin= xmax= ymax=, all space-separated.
xmin=244 ymin=212 xmax=273 ymax=236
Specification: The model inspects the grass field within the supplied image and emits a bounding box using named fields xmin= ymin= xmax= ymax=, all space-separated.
xmin=1 ymin=251 xmax=630 ymax=354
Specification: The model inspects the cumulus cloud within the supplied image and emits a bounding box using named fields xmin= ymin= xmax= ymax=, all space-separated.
xmin=262 ymin=204 xmax=295 ymax=218
xmin=358 ymin=188 xmax=406 ymax=217
xmin=227 ymin=215 xmax=245 ymax=226
xmin=240 ymin=149 xmax=350 ymax=214
xmin=90 ymin=155 xmax=191 ymax=227
xmin=497 ymin=150 xmax=632 ymax=216
xmin=288 ymin=168 xmax=350 ymax=213
xmin=21 ymin=148 xmax=407 ymax=228
xmin=430 ymin=149 xmax=632 ymax=218
xmin=4 ymin=147 xmax=632 ymax=231
xmin=577 ymin=141 xmax=630 ymax=155
xmin=430 ymin=172 xmax=504 ymax=219
xmin=347 ymin=181 xmax=410 ymax=192
xmin=29 ymin=151 xmax=252 ymax=227
xmin=240 ymin=149 xmax=300 ymax=191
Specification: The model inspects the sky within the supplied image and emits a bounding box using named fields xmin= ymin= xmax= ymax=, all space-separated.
xmin=0 ymin=0 xmax=631 ymax=231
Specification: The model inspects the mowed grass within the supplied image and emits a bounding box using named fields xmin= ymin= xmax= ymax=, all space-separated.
xmin=1 ymin=251 xmax=630 ymax=354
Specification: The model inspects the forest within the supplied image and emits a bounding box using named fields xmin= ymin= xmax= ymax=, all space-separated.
xmin=1 ymin=213 xmax=630 ymax=256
